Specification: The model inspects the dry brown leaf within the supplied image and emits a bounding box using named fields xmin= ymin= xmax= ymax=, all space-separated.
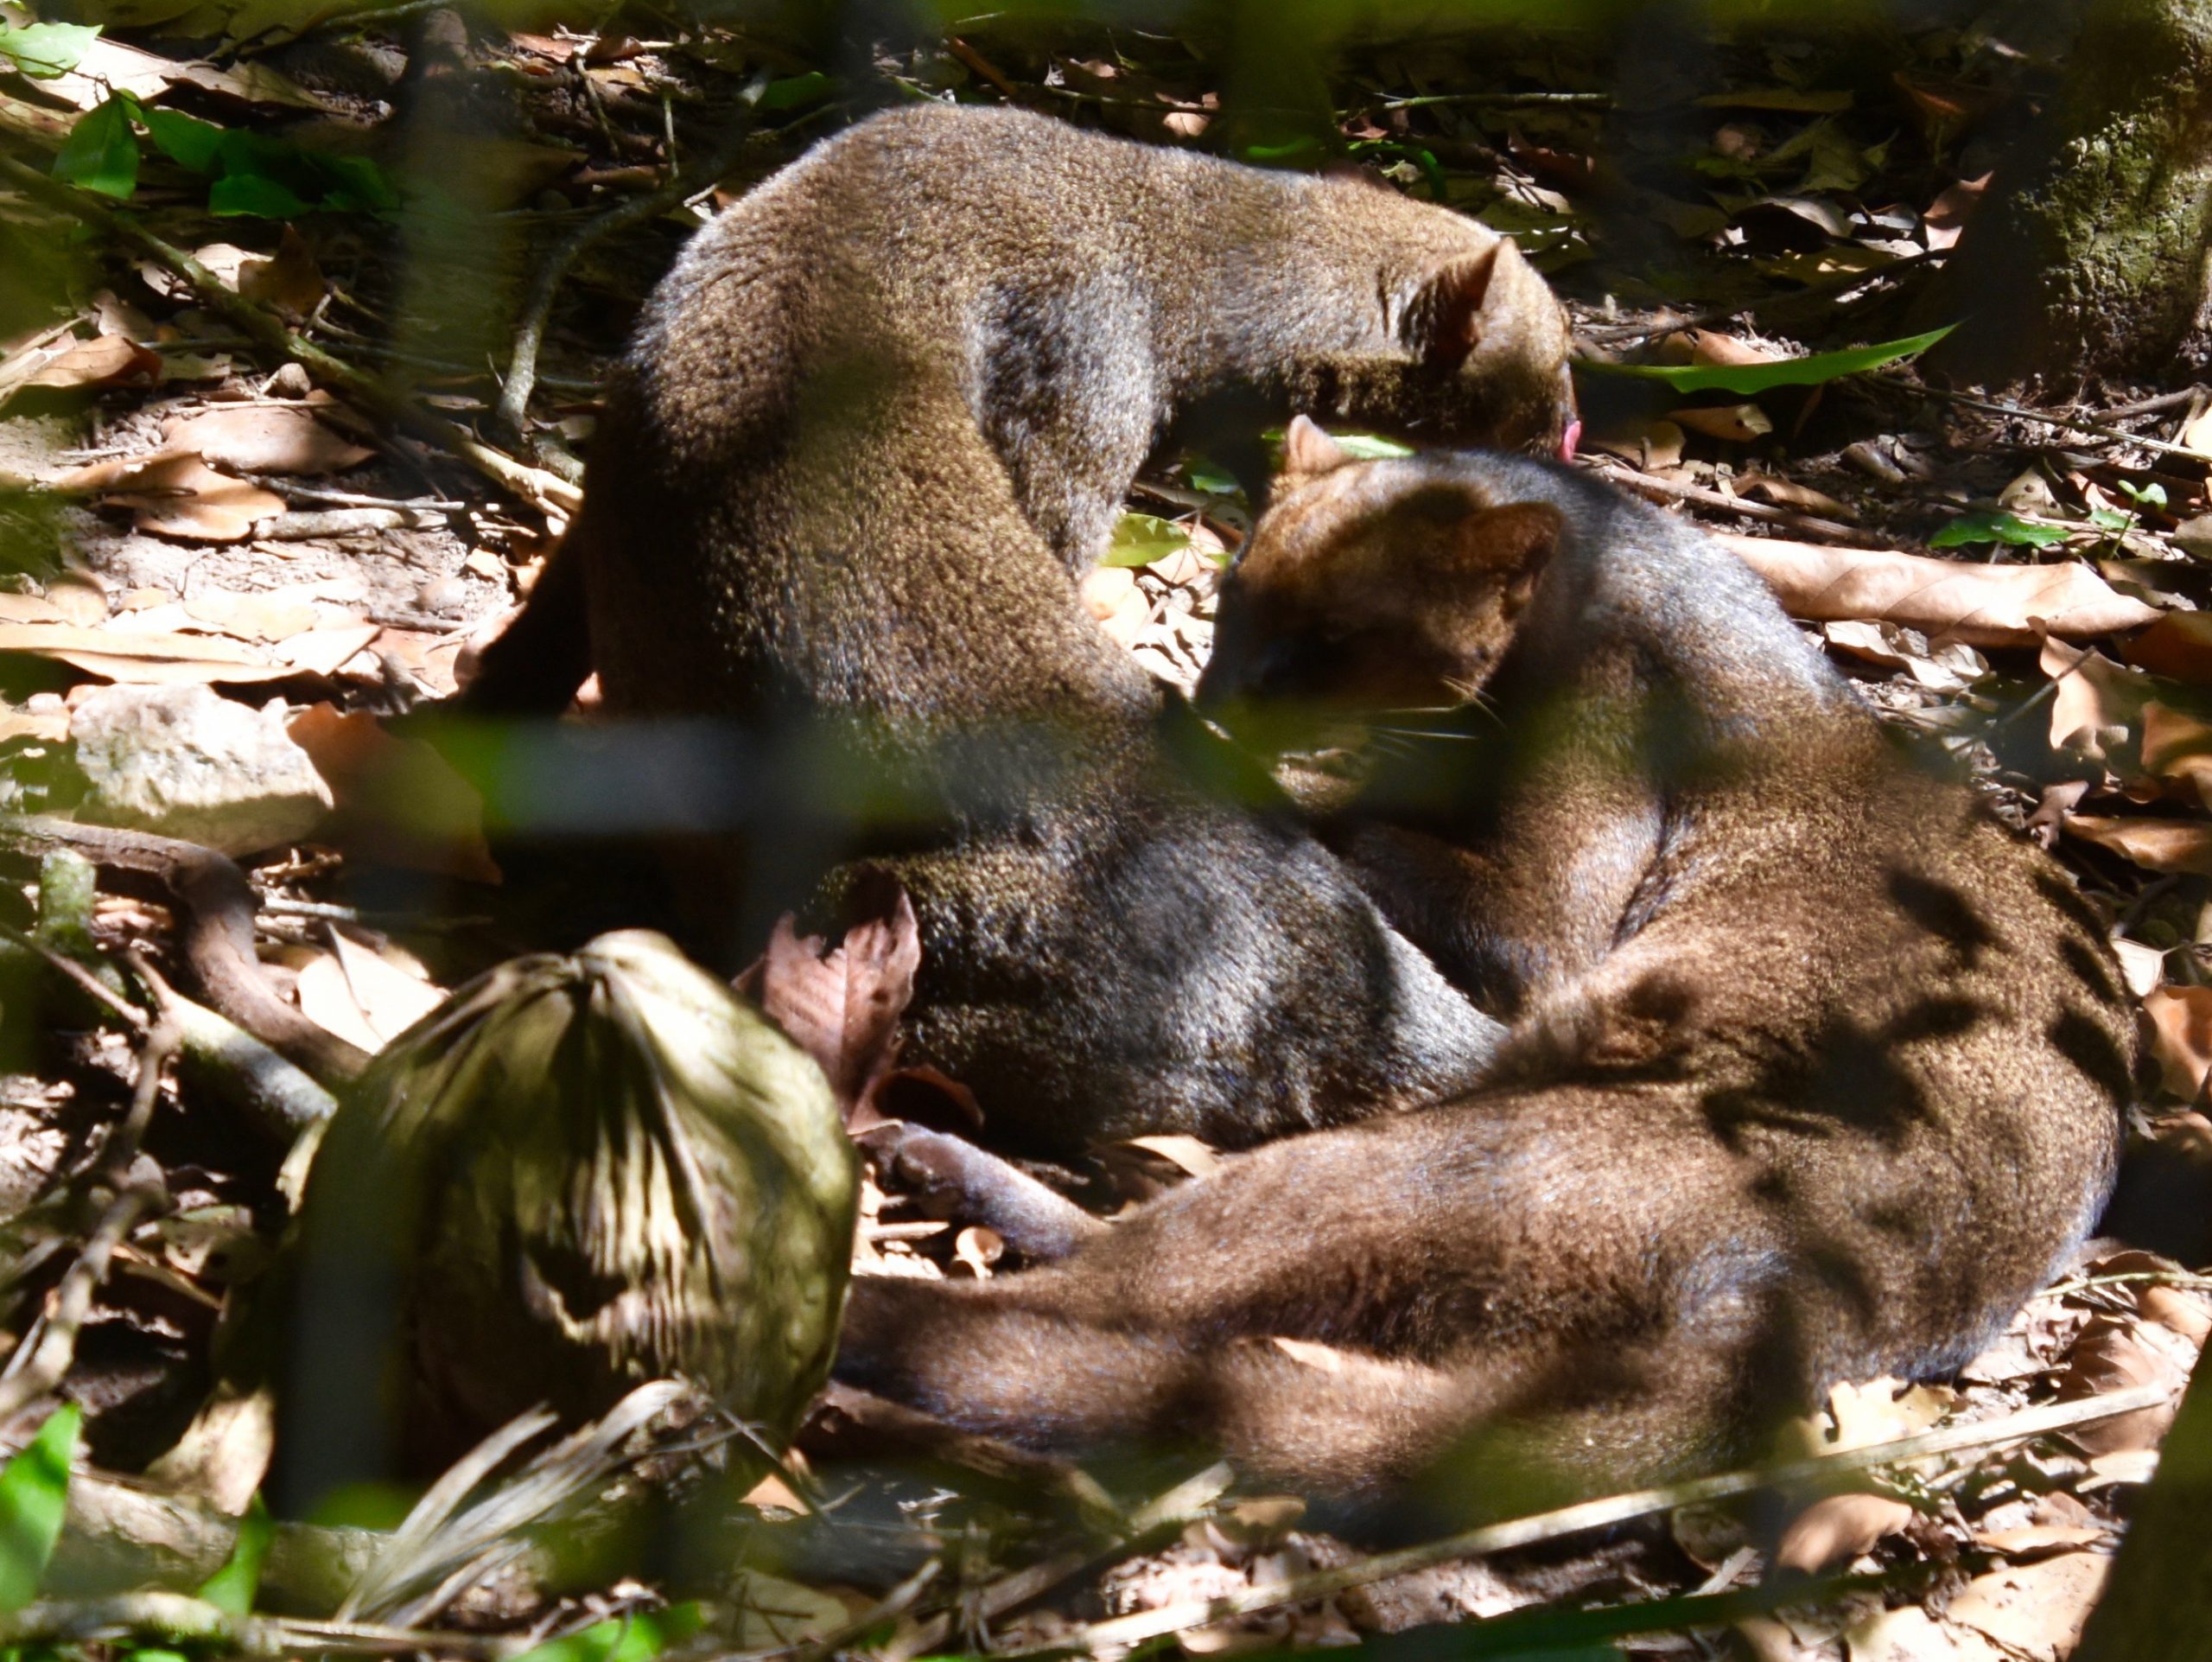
xmin=285 ymin=704 xmax=499 ymax=883
xmin=1973 ymin=1525 xmax=2107 ymax=1555
xmin=951 ymin=1225 xmax=1004 ymax=1278
xmin=2139 ymin=1283 xmax=2212 ymax=1345
xmin=2181 ymin=404 xmax=2212 ymax=461
xmin=0 ymin=703 xmax=69 ymax=742
xmin=2142 ymin=984 xmax=2212 ymax=1098
xmin=1718 ymin=536 xmax=2161 ymax=645
xmin=1742 ymin=474 xmax=1854 ymax=519
xmin=743 ymin=883 xmax=921 ymax=1124
xmin=1586 ymin=417 xmax=1687 ymax=470
xmin=1672 ymin=403 xmax=1774 ymax=442
xmin=276 ymin=623 xmax=381 ymax=678
xmin=327 ymin=930 xmax=442 ymax=1043
xmin=1845 ymin=1605 xmax=2007 ymax=1662
xmin=1945 ymin=1551 xmax=2111 ymax=1662
xmin=2065 ymin=816 xmax=2212 ymax=877
xmin=2056 ymin=1316 xmax=2186 ymax=1455
xmin=1921 ymin=173 xmax=1992 ymax=252
xmin=59 ymin=453 xmax=287 ymax=543
xmin=1 ymin=333 xmax=161 ymax=400
xmin=161 ymin=403 xmax=371 ymax=475
xmin=45 ymin=570 xmax=109 ymax=627
xmin=2040 ymin=639 xmax=2152 ymax=762
xmin=2141 ymin=701 xmax=2212 ymax=804
xmin=1775 ymin=1493 xmax=1916 ymax=1574
xmin=294 ymin=950 xmax=384 ymax=1054
xmin=2123 ymin=611 xmax=2212 ymax=683
xmin=1685 ymin=330 xmax=1780 ymax=368
xmin=0 ymin=621 xmax=290 ymax=685
xmin=184 ymin=589 xmax=321 ymax=643
xmin=237 ymin=226 xmax=326 ymax=316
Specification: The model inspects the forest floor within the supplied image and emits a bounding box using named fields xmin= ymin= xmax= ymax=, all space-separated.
xmin=3 ymin=8 xmax=2212 ymax=1662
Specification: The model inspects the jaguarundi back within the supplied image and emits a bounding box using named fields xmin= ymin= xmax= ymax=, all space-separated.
xmin=464 ymin=105 xmax=1579 ymax=1157
xmin=834 ymin=432 xmax=2134 ymax=1520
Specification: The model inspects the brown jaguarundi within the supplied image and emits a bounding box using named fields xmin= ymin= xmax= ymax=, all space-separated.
xmin=459 ymin=104 xmax=1579 ymax=1159
xmin=834 ymin=424 xmax=2135 ymax=1522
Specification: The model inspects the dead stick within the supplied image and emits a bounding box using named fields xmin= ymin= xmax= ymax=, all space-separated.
xmin=0 ymin=154 xmax=578 ymax=519
xmin=999 ymin=1384 xmax=2171 ymax=1657
xmin=0 ymin=816 xmax=370 ymax=1084
xmin=1590 ymin=459 xmax=1885 ymax=546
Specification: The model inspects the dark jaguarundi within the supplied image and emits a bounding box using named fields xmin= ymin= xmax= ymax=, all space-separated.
xmin=460 ymin=105 xmax=1579 ymax=1158
xmin=836 ymin=426 xmax=2134 ymax=1519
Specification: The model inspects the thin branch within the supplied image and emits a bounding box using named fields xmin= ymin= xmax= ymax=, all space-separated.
xmin=1891 ymin=375 xmax=2210 ymax=462
xmin=1590 ymin=458 xmax=1890 ymax=547
xmin=493 ymin=88 xmax=768 ymax=450
xmin=996 ymin=1384 xmax=2171 ymax=1657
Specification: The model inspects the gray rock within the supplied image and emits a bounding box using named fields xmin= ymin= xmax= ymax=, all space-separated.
xmin=71 ymin=684 xmax=332 ymax=856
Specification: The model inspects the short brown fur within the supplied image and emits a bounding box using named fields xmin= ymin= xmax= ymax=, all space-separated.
xmin=463 ymin=106 xmax=1579 ymax=1157
xmin=834 ymin=436 xmax=2133 ymax=1521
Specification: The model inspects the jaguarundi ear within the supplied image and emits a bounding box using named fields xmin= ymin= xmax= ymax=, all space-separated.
xmin=1415 ymin=245 xmax=1503 ymax=367
xmin=1452 ymin=501 xmax=1563 ymax=610
xmin=1280 ymin=415 xmax=1356 ymax=481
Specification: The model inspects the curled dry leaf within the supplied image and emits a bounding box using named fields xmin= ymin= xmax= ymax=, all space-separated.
xmin=1741 ymin=473 xmax=1854 ymax=519
xmin=2142 ymin=984 xmax=2212 ymax=1099
xmin=2056 ymin=1316 xmax=2187 ymax=1455
xmin=0 ymin=621 xmax=290 ymax=685
xmin=2064 ymin=816 xmax=2212 ymax=877
xmin=284 ymin=704 xmax=497 ymax=882
xmin=2141 ymin=702 xmax=2212 ymax=806
xmin=160 ymin=401 xmax=372 ymax=475
xmin=1775 ymin=1492 xmax=1916 ymax=1574
xmin=742 ymin=882 xmax=922 ymax=1125
xmin=1921 ymin=172 xmax=1992 ymax=252
xmin=1586 ymin=417 xmax=1687 ymax=469
xmin=2124 ymin=610 xmax=2212 ymax=683
xmin=1671 ymin=402 xmax=1774 ymax=442
xmin=2040 ymin=638 xmax=2151 ymax=764
xmin=0 ymin=332 xmax=160 ymax=403
xmin=58 ymin=453 xmax=286 ymax=543
xmin=1944 ymin=1551 xmax=2110 ymax=1662
xmin=238 ymin=225 xmax=327 ymax=317
xmin=1717 ymin=534 xmax=2162 ymax=646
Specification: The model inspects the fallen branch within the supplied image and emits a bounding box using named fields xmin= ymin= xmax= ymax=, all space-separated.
xmin=1714 ymin=532 xmax=2162 ymax=646
xmin=0 ymin=154 xmax=579 ymax=521
xmin=1001 ymin=1384 xmax=2171 ymax=1658
xmin=1593 ymin=459 xmax=1884 ymax=547
xmin=0 ymin=816 xmax=370 ymax=1086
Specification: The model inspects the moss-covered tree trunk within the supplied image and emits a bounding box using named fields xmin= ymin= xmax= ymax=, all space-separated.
xmin=1921 ymin=0 xmax=2212 ymax=389
xmin=2072 ymin=1349 xmax=2212 ymax=1662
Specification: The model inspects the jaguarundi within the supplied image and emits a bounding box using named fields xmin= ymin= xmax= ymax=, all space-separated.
xmin=835 ymin=426 xmax=2135 ymax=1521
xmin=461 ymin=104 xmax=1579 ymax=1158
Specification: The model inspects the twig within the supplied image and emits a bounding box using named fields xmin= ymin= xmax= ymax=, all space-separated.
xmin=0 ymin=816 xmax=371 ymax=1084
xmin=887 ymin=1462 xmax=1235 ymax=1661
xmin=1590 ymin=458 xmax=1888 ymax=546
xmin=0 ymin=1590 xmax=505 ymax=1657
xmin=0 ymin=920 xmax=148 ymax=1034
xmin=244 ymin=477 xmax=470 ymax=513
xmin=1378 ymin=90 xmax=1611 ymax=109
xmin=0 ymin=1006 xmax=176 ymax=1422
xmin=1890 ymin=375 xmax=2210 ymax=462
xmin=0 ymin=154 xmax=579 ymax=520
xmin=2099 ymin=386 xmax=2205 ymax=421
xmin=493 ymin=87 xmax=767 ymax=451
xmin=995 ymin=1384 xmax=2171 ymax=1657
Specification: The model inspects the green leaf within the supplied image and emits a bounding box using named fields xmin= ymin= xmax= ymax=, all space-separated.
xmin=53 ymin=97 xmax=139 ymax=200
xmin=209 ymin=171 xmax=315 ymax=218
xmin=197 ymin=1494 xmax=271 ymax=1615
xmin=1184 ymin=459 xmax=1243 ymax=498
xmin=1101 ymin=511 xmax=1192 ymax=569
xmin=758 ymin=71 xmax=831 ymax=110
xmin=139 ymin=104 xmax=224 ymax=174
xmin=2088 ymin=507 xmax=2133 ymax=532
xmin=1329 ymin=432 xmax=1416 ymax=461
xmin=0 ymin=1404 xmax=79 ymax=1612
xmin=1929 ymin=511 xmax=2069 ymax=550
xmin=2119 ymin=479 xmax=2169 ymax=510
xmin=0 ymin=21 xmax=99 ymax=78
xmin=505 ymin=1605 xmax=706 ymax=1662
xmin=1577 ymin=326 xmax=1955 ymax=395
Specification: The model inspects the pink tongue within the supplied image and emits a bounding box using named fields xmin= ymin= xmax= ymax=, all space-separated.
xmin=1560 ymin=419 xmax=1582 ymax=463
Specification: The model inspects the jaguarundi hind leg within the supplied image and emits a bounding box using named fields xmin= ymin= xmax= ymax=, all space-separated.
xmin=860 ymin=1124 xmax=1107 ymax=1263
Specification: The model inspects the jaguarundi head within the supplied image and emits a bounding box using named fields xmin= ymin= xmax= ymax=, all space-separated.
xmin=1198 ymin=417 xmax=1560 ymax=740
xmin=1338 ymin=239 xmax=1580 ymax=462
